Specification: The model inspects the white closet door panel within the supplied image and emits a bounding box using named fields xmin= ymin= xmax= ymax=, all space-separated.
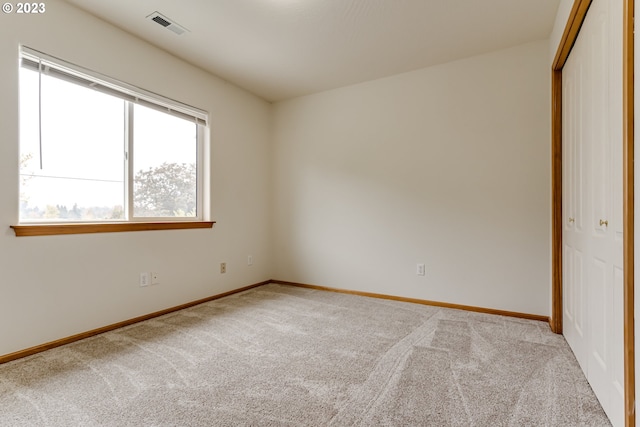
xmin=563 ymin=246 xmax=574 ymax=322
xmin=564 ymin=245 xmax=588 ymax=370
xmin=562 ymin=16 xmax=592 ymax=373
xmin=563 ymin=64 xmax=574 ymax=229
xmin=575 ymin=55 xmax=586 ymax=235
xmin=563 ymin=43 xmax=589 ymax=371
xmin=589 ymin=1 xmax=608 ymax=239
xmin=562 ymin=0 xmax=623 ymax=425
xmin=574 ymin=249 xmax=586 ymax=339
xmin=610 ymin=266 xmax=624 ymax=427
xmin=607 ymin=0 xmax=625 ymax=423
xmin=587 ymin=256 xmax=610 ymax=409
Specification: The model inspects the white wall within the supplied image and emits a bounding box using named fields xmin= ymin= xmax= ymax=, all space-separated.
xmin=0 ymin=0 xmax=272 ymax=356
xmin=0 ymin=1 xmax=556 ymax=357
xmin=273 ymin=40 xmax=551 ymax=316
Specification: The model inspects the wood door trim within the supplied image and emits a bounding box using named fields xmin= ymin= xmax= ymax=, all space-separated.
xmin=552 ymin=0 xmax=635 ymax=424
xmin=551 ymin=0 xmax=592 ymax=335
xmin=553 ymin=0 xmax=594 ymax=70
xmin=623 ymin=0 xmax=635 ymax=424
xmin=551 ymin=67 xmax=563 ymax=334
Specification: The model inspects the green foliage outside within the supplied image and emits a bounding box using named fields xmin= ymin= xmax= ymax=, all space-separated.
xmin=19 ymin=162 xmax=196 ymax=220
xmin=134 ymin=162 xmax=197 ymax=217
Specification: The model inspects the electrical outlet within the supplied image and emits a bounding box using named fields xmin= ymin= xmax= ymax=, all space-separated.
xmin=248 ymin=255 xmax=253 ymax=266
xmin=220 ymin=263 xmax=226 ymax=274
xmin=151 ymin=272 xmax=160 ymax=285
xmin=417 ymin=264 xmax=426 ymax=276
xmin=140 ymin=272 xmax=150 ymax=287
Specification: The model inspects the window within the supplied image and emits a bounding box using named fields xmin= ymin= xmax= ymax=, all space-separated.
xmin=18 ymin=47 xmax=208 ymax=225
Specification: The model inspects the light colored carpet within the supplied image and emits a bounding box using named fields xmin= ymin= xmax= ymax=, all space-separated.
xmin=0 ymin=284 xmax=610 ymax=426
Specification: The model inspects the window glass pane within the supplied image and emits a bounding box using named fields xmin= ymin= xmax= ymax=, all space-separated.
xmin=133 ymin=104 xmax=197 ymax=218
xmin=19 ymin=68 xmax=125 ymax=221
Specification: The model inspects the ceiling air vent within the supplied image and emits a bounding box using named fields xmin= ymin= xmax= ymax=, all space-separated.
xmin=147 ymin=11 xmax=189 ymax=35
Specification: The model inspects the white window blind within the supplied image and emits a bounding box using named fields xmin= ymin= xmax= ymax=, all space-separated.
xmin=20 ymin=46 xmax=208 ymax=126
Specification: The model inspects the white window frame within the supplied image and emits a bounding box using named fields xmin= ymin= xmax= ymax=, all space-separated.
xmin=19 ymin=46 xmax=209 ymax=224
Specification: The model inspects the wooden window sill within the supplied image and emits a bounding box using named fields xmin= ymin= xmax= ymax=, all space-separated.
xmin=10 ymin=221 xmax=215 ymax=237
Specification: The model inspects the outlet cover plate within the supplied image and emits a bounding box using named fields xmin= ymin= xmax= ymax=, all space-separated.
xmin=140 ymin=272 xmax=150 ymax=286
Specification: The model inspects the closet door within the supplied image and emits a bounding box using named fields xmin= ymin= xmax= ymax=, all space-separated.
xmin=562 ymin=35 xmax=588 ymax=373
xmin=585 ymin=0 xmax=624 ymax=424
xmin=562 ymin=0 xmax=623 ymax=425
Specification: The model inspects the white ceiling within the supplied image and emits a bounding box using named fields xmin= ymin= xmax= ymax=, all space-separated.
xmin=63 ymin=0 xmax=560 ymax=102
